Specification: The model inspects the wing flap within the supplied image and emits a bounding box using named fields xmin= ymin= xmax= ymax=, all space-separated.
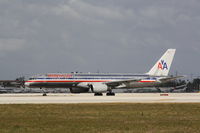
xmin=105 ymin=79 xmax=140 ymax=87
xmin=159 ymin=76 xmax=185 ymax=82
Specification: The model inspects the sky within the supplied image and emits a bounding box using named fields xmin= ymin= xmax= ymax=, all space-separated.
xmin=0 ymin=0 xmax=200 ymax=79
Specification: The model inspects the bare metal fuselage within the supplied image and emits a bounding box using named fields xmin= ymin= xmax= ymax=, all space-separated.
xmin=25 ymin=73 xmax=164 ymax=89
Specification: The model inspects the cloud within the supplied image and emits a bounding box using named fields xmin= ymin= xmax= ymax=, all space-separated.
xmin=0 ymin=38 xmax=25 ymax=52
xmin=0 ymin=0 xmax=200 ymax=79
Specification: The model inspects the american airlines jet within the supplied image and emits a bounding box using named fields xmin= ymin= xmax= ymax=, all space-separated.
xmin=25 ymin=49 xmax=181 ymax=96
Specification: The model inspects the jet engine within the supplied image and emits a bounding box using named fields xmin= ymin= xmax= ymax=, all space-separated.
xmin=90 ymin=82 xmax=108 ymax=93
xmin=70 ymin=82 xmax=90 ymax=93
xmin=71 ymin=82 xmax=108 ymax=93
xmin=70 ymin=88 xmax=89 ymax=93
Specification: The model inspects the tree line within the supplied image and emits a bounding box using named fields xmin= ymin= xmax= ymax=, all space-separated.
xmin=160 ymin=78 xmax=200 ymax=92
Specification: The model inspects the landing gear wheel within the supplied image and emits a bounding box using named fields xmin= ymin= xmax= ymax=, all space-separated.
xmin=41 ymin=88 xmax=47 ymax=96
xmin=106 ymin=92 xmax=115 ymax=96
xmin=94 ymin=93 xmax=103 ymax=96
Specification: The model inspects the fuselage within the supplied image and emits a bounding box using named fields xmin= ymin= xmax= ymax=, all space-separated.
xmin=25 ymin=73 xmax=165 ymax=89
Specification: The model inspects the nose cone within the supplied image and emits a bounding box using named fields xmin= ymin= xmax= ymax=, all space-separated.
xmin=24 ymin=82 xmax=31 ymax=87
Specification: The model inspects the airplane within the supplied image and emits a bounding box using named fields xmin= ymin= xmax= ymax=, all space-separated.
xmin=25 ymin=49 xmax=182 ymax=96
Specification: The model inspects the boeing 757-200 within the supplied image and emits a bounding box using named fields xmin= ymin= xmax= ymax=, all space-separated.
xmin=25 ymin=49 xmax=182 ymax=96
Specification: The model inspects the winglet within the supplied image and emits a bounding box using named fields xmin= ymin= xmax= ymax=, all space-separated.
xmin=147 ymin=49 xmax=176 ymax=76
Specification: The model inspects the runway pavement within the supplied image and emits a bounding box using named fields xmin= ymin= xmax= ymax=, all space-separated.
xmin=0 ymin=93 xmax=200 ymax=104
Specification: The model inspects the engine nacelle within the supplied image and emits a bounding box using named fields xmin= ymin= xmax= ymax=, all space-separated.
xmin=90 ymin=82 xmax=108 ymax=93
xmin=77 ymin=82 xmax=89 ymax=88
xmin=70 ymin=82 xmax=90 ymax=93
xmin=70 ymin=88 xmax=89 ymax=93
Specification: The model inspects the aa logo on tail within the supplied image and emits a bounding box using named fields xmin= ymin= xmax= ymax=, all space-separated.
xmin=158 ymin=60 xmax=168 ymax=70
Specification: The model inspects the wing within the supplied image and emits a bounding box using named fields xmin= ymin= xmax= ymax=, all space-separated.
xmin=105 ymin=79 xmax=140 ymax=87
xmin=105 ymin=76 xmax=184 ymax=88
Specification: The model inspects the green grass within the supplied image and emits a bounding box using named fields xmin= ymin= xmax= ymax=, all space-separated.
xmin=0 ymin=103 xmax=200 ymax=133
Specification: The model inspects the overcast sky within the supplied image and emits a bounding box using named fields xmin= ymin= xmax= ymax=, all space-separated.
xmin=0 ymin=0 xmax=200 ymax=79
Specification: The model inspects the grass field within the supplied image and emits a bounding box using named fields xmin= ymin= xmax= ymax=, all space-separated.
xmin=0 ymin=103 xmax=200 ymax=133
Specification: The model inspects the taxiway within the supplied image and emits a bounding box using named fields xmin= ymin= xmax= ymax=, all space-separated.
xmin=0 ymin=93 xmax=200 ymax=104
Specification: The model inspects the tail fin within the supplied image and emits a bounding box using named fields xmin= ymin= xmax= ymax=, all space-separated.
xmin=147 ymin=49 xmax=176 ymax=76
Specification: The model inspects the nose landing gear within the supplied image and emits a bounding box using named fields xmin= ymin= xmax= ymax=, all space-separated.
xmin=40 ymin=88 xmax=47 ymax=96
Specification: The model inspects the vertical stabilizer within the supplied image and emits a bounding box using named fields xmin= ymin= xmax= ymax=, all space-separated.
xmin=147 ymin=49 xmax=176 ymax=76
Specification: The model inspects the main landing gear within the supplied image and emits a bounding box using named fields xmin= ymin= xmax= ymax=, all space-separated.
xmin=94 ymin=91 xmax=115 ymax=96
xmin=106 ymin=91 xmax=115 ymax=96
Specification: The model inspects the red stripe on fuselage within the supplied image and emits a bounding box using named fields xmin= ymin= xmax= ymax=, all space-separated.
xmin=25 ymin=80 xmax=156 ymax=83
xmin=25 ymin=80 xmax=110 ymax=83
xmin=138 ymin=81 xmax=156 ymax=83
